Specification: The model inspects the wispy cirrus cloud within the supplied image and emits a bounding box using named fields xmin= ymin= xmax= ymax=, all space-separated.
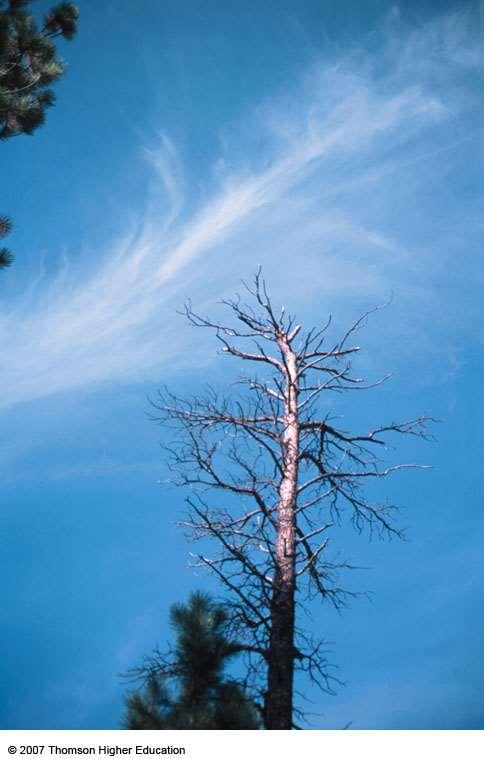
xmin=1 ymin=7 xmax=482 ymax=411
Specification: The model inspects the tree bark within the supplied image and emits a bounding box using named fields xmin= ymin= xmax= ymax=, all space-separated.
xmin=266 ymin=336 xmax=299 ymax=730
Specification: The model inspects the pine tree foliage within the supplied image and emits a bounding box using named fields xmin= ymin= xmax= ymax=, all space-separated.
xmin=0 ymin=213 xmax=13 ymax=267
xmin=0 ymin=0 xmax=78 ymax=268
xmin=0 ymin=0 xmax=79 ymax=139
xmin=123 ymin=592 xmax=261 ymax=730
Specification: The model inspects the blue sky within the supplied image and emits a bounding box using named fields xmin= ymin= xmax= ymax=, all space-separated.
xmin=1 ymin=0 xmax=483 ymax=729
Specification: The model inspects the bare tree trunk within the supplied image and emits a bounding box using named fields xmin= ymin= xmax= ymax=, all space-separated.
xmin=266 ymin=336 xmax=299 ymax=730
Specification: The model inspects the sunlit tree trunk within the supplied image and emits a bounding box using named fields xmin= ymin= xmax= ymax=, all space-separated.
xmin=266 ymin=335 xmax=299 ymax=729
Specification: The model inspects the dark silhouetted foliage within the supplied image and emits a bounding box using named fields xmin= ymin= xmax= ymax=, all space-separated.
xmin=123 ymin=592 xmax=261 ymax=730
xmin=0 ymin=0 xmax=79 ymax=139
xmin=0 ymin=213 xmax=13 ymax=268
xmin=0 ymin=0 xmax=78 ymax=267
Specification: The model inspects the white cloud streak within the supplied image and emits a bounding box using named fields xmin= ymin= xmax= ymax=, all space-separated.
xmin=1 ymin=7 xmax=482 ymax=410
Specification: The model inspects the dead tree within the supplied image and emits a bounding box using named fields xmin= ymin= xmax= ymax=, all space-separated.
xmin=152 ymin=270 xmax=432 ymax=730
